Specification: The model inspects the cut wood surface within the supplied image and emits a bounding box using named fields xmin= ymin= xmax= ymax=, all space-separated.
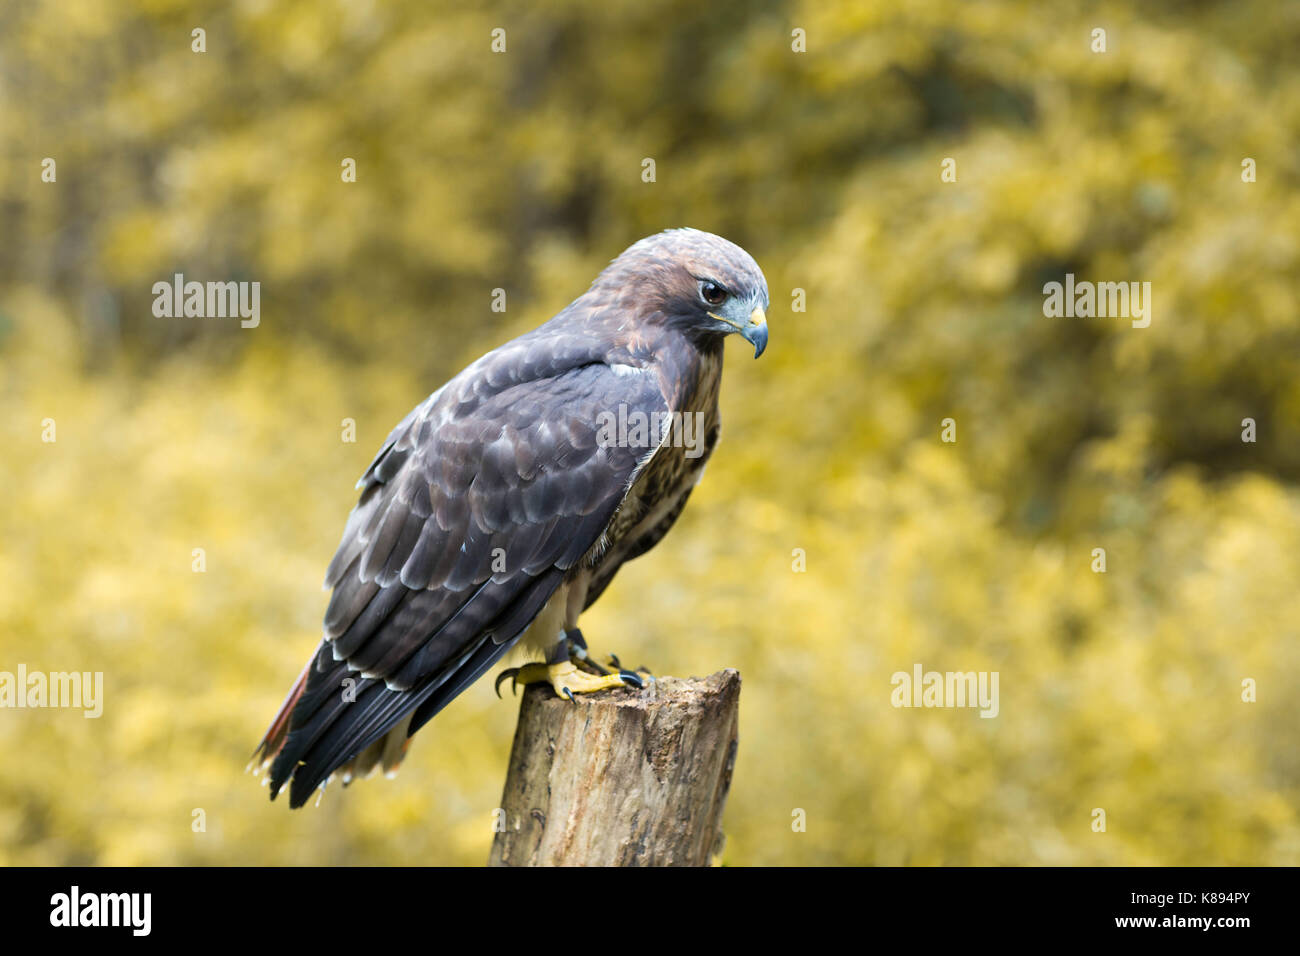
xmin=489 ymin=668 xmax=741 ymax=866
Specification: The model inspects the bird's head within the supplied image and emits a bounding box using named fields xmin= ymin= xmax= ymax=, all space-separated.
xmin=607 ymin=228 xmax=770 ymax=358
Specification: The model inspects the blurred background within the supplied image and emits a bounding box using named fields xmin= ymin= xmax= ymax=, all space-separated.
xmin=1 ymin=0 xmax=1298 ymax=865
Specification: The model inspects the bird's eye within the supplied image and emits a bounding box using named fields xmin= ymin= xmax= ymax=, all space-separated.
xmin=699 ymin=281 xmax=727 ymax=307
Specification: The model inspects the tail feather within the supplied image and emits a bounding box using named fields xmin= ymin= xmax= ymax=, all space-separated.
xmin=337 ymin=713 xmax=415 ymax=784
xmin=248 ymin=655 xmax=312 ymax=774
xmin=257 ymin=568 xmax=565 ymax=808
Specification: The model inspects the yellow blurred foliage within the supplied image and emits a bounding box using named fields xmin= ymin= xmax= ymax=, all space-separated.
xmin=1 ymin=0 xmax=1298 ymax=865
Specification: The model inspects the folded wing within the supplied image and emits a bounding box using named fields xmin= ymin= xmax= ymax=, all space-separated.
xmin=257 ymin=348 xmax=668 ymax=807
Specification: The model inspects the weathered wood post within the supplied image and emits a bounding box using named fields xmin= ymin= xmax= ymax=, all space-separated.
xmin=489 ymin=668 xmax=741 ymax=866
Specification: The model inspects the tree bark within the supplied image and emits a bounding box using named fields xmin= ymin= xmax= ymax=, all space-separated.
xmin=489 ymin=668 xmax=741 ymax=866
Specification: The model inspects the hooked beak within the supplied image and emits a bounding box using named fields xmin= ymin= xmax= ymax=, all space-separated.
xmin=708 ymin=305 xmax=769 ymax=358
xmin=741 ymin=306 xmax=768 ymax=358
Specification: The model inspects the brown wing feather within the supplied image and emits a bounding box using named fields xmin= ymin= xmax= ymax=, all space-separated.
xmin=257 ymin=338 xmax=671 ymax=806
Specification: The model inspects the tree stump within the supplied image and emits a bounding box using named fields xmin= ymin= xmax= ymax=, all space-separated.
xmin=489 ymin=668 xmax=741 ymax=866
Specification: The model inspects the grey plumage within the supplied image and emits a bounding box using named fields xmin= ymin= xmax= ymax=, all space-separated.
xmin=253 ymin=228 xmax=769 ymax=807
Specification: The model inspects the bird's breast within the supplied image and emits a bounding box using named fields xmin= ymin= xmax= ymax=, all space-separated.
xmin=598 ymin=351 xmax=722 ymax=548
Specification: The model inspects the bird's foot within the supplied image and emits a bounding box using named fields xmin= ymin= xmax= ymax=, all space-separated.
xmin=565 ymin=629 xmax=654 ymax=679
xmin=494 ymin=660 xmax=643 ymax=702
xmin=605 ymin=652 xmax=654 ymax=679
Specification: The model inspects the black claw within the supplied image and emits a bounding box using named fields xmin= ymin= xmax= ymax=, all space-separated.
xmin=607 ymin=653 xmax=623 ymax=669
xmin=494 ymin=669 xmax=519 ymax=698
xmin=561 ymin=687 xmax=576 ymax=703
xmin=618 ymin=669 xmax=645 ymax=689
xmin=580 ymin=656 xmax=612 ymax=676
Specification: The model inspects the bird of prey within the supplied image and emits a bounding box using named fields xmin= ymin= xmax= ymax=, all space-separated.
xmin=252 ymin=228 xmax=769 ymax=807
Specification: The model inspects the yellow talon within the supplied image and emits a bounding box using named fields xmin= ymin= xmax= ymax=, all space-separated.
xmin=495 ymin=660 xmax=643 ymax=700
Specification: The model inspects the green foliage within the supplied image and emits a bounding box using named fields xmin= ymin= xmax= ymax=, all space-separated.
xmin=1 ymin=0 xmax=1297 ymax=865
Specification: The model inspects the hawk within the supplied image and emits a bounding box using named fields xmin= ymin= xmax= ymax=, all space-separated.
xmin=253 ymin=228 xmax=769 ymax=807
